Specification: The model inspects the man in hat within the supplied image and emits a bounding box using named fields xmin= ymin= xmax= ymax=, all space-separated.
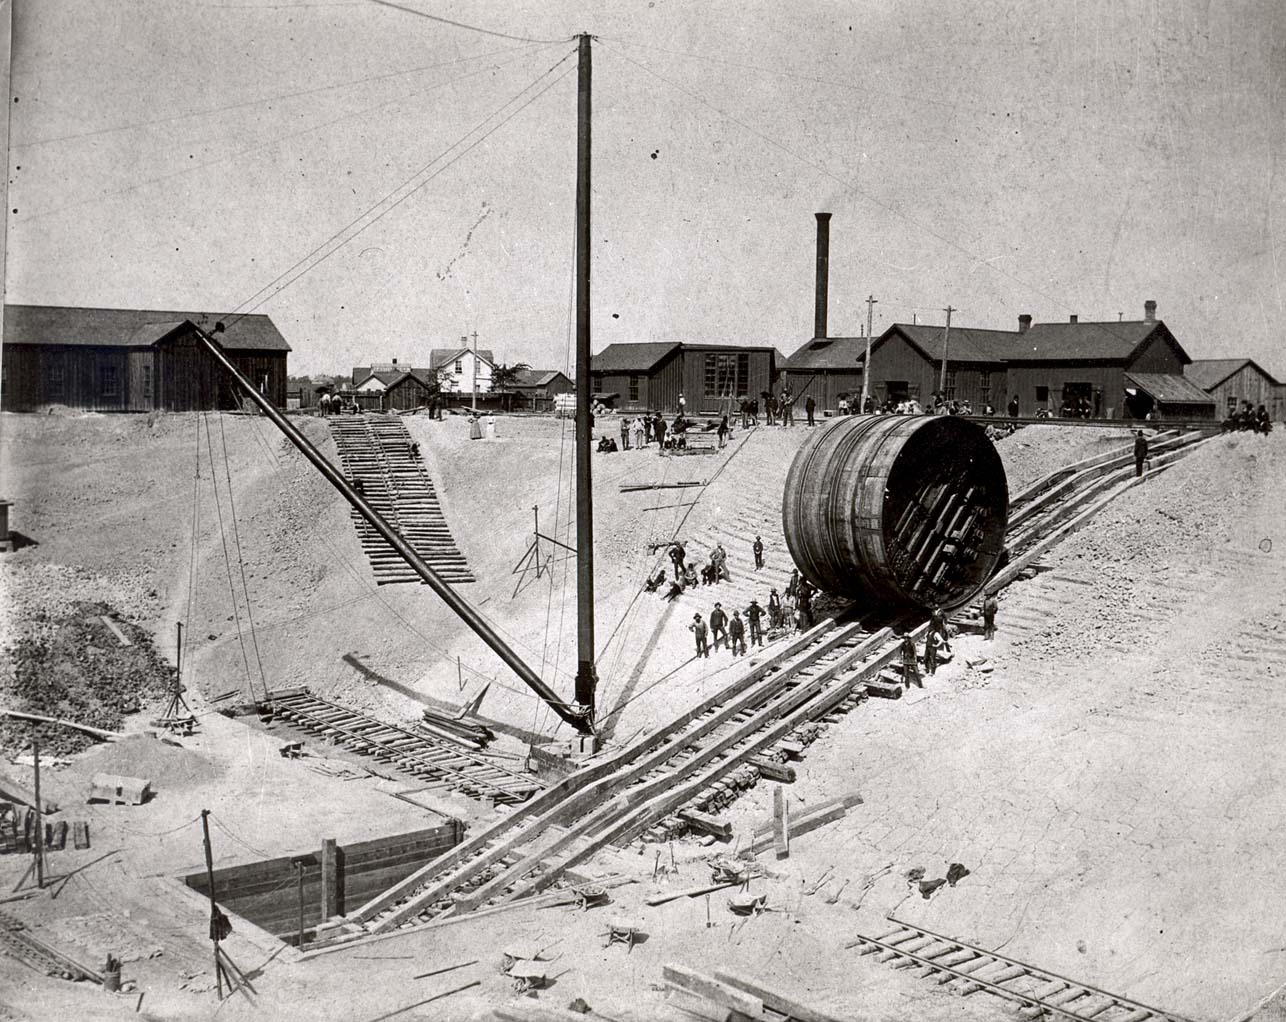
xmin=767 ymin=589 xmax=783 ymax=630
xmin=669 ymin=541 xmax=686 ymax=581
xmin=929 ymin=606 xmax=952 ymax=653
xmin=1133 ymin=430 xmax=1148 ymax=477
xmin=728 ymin=610 xmax=746 ymax=656
xmin=752 ymin=535 xmax=764 ymax=570
xmin=709 ymin=603 xmax=728 ymax=651
xmin=982 ymin=591 xmax=998 ymax=641
xmin=689 ymin=613 xmax=709 ymax=658
xmin=923 ymin=627 xmax=940 ymax=676
xmin=900 ymin=631 xmax=921 ymax=688
xmin=746 ymin=599 xmax=764 ymax=647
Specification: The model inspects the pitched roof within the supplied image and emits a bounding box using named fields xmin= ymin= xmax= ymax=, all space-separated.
xmin=591 ymin=342 xmax=681 ymax=373
xmin=1124 ymin=372 xmax=1214 ymax=406
xmin=430 ymin=347 xmax=495 ymax=369
xmin=3 ymin=304 xmax=290 ymax=351
xmin=878 ymin=319 xmax=1175 ymax=365
xmin=1184 ymin=358 xmax=1279 ymax=390
xmin=354 ymin=365 xmax=436 ymax=386
xmin=385 ymin=369 xmax=437 ymax=389
xmin=510 ymin=368 xmax=568 ymax=388
xmin=783 ymin=336 xmax=867 ymax=371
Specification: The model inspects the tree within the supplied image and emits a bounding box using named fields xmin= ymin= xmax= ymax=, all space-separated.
xmin=490 ymin=362 xmax=531 ymax=392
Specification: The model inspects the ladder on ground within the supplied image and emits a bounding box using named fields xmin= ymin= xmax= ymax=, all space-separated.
xmin=328 ymin=415 xmax=475 ymax=584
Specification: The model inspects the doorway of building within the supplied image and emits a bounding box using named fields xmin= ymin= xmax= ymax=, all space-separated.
xmin=1060 ymin=381 xmax=1093 ymax=418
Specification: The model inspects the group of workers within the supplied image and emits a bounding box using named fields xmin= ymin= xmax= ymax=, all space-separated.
xmin=1223 ymin=400 xmax=1273 ymax=435
xmin=899 ymin=593 xmax=999 ymax=688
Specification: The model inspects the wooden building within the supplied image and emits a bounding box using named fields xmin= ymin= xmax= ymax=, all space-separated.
xmin=1185 ymin=358 xmax=1283 ymax=420
xmin=384 ymin=370 xmax=439 ymax=411
xmin=508 ymin=368 xmax=573 ymax=411
xmin=1 ymin=305 xmax=290 ymax=412
xmin=779 ymin=336 xmax=867 ymax=411
xmin=863 ymin=302 xmax=1214 ymax=419
xmin=590 ymin=342 xmax=777 ymax=414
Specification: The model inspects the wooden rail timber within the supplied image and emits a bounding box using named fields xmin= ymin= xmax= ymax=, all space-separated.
xmin=350 ymin=614 xmax=854 ymax=931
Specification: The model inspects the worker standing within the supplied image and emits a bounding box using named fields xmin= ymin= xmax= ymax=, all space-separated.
xmin=689 ymin=613 xmax=710 ymax=658
xmin=752 ymin=535 xmax=764 ymax=570
xmin=728 ymin=611 xmax=746 ymax=657
xmin=1134 ymin=430 xmax=1149 ymax=477
xmin=930 ymin=607 xmax=952 ymax=653
xmin=767 ymin=589 xmax=783 ymax=630
xmin=709 ymin=603 xmax=728 ymax=651
xmin=923 ymin=628 xmax=940 ymax=676
xmin=900 ymin=632 xmax=921 ymax=689
xmin=746 ymin=600 xmax=764 ymax=647
xmin=620 ymin=416 xmax=630 ymax=450
xmin=669 ymin=541 xmax=686 ymax=581
xmin=982 ymin=592 xmax=998 ymax=641
xmin=805 ymin=394 xmax=817 ymax=426
xmin=654 ymin=413 xmax=667 ymax=454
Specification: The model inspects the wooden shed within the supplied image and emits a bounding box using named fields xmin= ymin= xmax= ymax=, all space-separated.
xmin=1185 ymin=358 xmax=1283 ymax=421
xmin=1 ymin=305 xmax=290 ymax=412
xmin=590 ymin=342 xmax=777 ymax=414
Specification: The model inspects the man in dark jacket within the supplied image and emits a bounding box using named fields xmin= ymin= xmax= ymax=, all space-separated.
xmin=982 ymin=592 xmax=998 ymax=641
xmin=653 ymin=413 xmax=667 ymax=453
xmin=728 ymin=611 xmax=746 ymax=656
xmin=900 ymin=632 xmax=921 ymax=688
xmin=746 ymin=600 xmax=764 ymax=647
xmin=668 ymin=541 xmax=686 ymax=580
xmin=805 ymin=394 xmax=817 ymax=426
xmin=709 ymin=603 xmax=728 ymax=651
xmin=1134 ymin=430 xmax=1148 ymax=477
xmin=752 ymin=535 xmax=764 ymax=570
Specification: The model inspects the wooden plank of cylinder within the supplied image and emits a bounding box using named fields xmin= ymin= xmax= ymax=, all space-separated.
xmin=782 ymin=415 xmax=1008 ymax=611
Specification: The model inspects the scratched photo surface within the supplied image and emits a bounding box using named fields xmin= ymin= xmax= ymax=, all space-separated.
xmin=1 ymin=2 xmax=1284 ymax=1021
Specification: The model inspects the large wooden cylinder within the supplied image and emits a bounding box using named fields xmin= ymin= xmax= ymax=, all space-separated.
xmin=782 ymin=415 xmax=1008 ymax=610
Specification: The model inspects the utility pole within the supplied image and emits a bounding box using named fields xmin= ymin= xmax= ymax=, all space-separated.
xmin=200 ymin=810 xmax=228 ymax=998
xmin=938 ymin=305 xmax=955 ymax=399
xmin=573 ymin=32 xmax=596 ymax=734
xmin=470 ymin=330 xmax=478 ymax=414
xmin=861 ymin=295 xmax=877 ymax=412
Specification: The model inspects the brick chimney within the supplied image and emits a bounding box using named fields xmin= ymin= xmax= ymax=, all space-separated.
xmin=814 ymin=213 xmax=831 ymax=339
xmin=1144 ymin=300 xmax=1157 ymax=323
xmin=1018 ymin=314 xmax=1032 ymax=333
xmin=1069 ymin=315 xmax=1078 ymax=324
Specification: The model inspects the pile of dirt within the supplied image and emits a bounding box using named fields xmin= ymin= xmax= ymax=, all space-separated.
xmin=75 ymin=733 xmax=223 ymax=790
xmin=0 ymin=601 xmax=177 ymax=756
xmin=995 ymin=424 xmax=1130 ymax=493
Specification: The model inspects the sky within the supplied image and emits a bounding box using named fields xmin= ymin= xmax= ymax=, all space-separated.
xmin=5 ymin=0 xmax=1285 ymax=378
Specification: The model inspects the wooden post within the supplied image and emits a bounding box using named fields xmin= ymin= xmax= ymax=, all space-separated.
xmin=199 ymin=810 xmax=223 ymax=998
xmin=861 ymin=295 xmax=877 ymax=411
xmin=320 ymin=838 xmax=339 ymax=921
xmin=296 ymin=861 xmax=305 ymax=948
xmin=773 ymin=784 xmax=790 ymax=860
xmin=31 ymin=740 xmax=44 ymax=888
xmin=938 ymin=305 xmax=955 ymax=398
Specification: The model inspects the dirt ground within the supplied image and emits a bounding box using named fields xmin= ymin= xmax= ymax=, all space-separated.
xmin=1 ymin=410 xmax=1283 ymax=1022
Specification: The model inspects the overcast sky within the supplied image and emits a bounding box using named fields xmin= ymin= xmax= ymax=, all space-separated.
xmin=6 ymin=0 xmax=1285 ymax=378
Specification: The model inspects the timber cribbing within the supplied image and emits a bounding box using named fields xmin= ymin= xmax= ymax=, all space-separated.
xmin=328 ymin=415 xmax=474 ymax=584
xmin=302 ymin=429 xmax=1213 ymax=951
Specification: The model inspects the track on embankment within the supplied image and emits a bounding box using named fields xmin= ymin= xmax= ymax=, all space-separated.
xmin=290 ymin=428 xmax=1215 ymax=950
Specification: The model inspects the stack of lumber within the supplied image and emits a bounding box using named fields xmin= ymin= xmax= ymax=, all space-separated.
xmin=419 ymin=709 xmax=494 ymax=749
xmin=663 ymin=963 xmax=844 ymax=1022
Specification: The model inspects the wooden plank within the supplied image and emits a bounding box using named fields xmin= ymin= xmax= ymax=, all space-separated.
xmin=362 ymin=618 xmax=860 ymax=929
xmin=663 ymin=965 xmax=763 ymax=1019
xmin=713 ymin=969 xmax=846 ymax=1022
xmin=463 ymin=630 xmax=889 ymax=913
xmin=646 ymin=880 xmax=740 ymax=907
xmin=773 ymin=785 xmax=789 ymax=859
xmin=99 ymin=616 xmax=133 ymax=647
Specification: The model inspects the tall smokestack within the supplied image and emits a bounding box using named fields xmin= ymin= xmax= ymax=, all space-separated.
xmin=814 ymin=212 xmax=831 ymax=339
xmin=1144 ymin=300 xmax=1157 ymax=323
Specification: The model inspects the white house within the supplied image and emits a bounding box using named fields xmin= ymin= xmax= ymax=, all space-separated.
xmin=431 ymin=344 xmax=495 ymax=395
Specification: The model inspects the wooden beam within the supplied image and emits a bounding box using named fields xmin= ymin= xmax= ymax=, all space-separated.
xmin=773 ymin=784 xmax=790 ymax=859
xmin=713 ymin=969 xmax=847 ymax=1022
xmin=663 ymin=964 xmax=763 ymax=1020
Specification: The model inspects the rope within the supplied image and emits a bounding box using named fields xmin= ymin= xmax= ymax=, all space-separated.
xmin=368 ymin=0 xmax=574 ymax=44
xmin=217 ymin=412 xmax=270 ymax=698
xmin=201 ymin=413 xmax=259 ymax=701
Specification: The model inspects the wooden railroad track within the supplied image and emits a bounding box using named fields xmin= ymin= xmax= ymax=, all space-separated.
xmin=267 ymin=690 xmax=540 ymax=805
xmin=307 ymin=430 xmax=1216 ymax=948
xmin=328 ymin=415 xmax=474 ymax=584
xmin=851 ymin=918 xmax=1195 ymax=1022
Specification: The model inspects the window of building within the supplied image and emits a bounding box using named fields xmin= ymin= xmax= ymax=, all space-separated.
xmin=704 ymin=353 xmax=743 ymax=398
xmin=1035 ymin=385 xmax=1049 ymax=404
xmin=142 ymin=364 xmax=153 ymax=402
xmin=979 ymin=371 xmax=991 ymax=403
xmin=454 ymin=359 xmax=463 ymax=374
xmin=628 ymin=374 xmax=640 ymax=401
xmin=100 ymin=364 xmax=119 ymax=397
xmin=945 ymin=370 xmax=957 ymax=400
